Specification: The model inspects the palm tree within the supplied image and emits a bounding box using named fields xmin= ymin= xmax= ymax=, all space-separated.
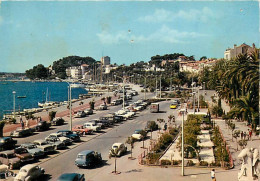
xmin=109 ymin=148 xmax=121 ymax=174
xmin=126 ymin=137 xmax=135 ymax=159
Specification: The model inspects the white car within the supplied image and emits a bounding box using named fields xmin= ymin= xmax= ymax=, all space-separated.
xmin=14 ymin=164 xmax=45 ymax=181
xmin=84 ymin=122 xmax=101 ymax=132
xmin=45 ymin=133 xmax=72 ymax=146
xmin=131 ymin=133 xmax=143 ymax=140
xmin=109 ymin=143 xmax=127 ymax=157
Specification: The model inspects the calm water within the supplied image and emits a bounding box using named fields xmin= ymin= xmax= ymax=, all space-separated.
xmin=0 ymin=81 xmax=88 ymax=119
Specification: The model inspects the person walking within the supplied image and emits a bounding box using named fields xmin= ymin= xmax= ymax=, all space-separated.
xmin=243 ymin=131 xmax=247 ymax=140
xmin=25 ymin=118 xmax=29 ymax=128
xmin=211 ymin=169 xmax=216 ymax=181
xmin=249 ymin=129 xmax=252 ymax=140
xmin=241 ymin=131 xmax=244 ymax=140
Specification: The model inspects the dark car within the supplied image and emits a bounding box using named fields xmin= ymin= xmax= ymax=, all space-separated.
xmin=19 ymin=143 xmax=45 ymax=158
xmin=114 ymin=115 xmax=124 ymax=123
xmin=75 ymin=150 xmax=102 ymax=168
xmin=57 ymin=130 xmax=80 ymax=142
xmin=57 ymin=173 xmax=85 ymax=181
xmin=51 ymin=117 xmax=65 ymax=126
xmin=35 ymin=121 xmax=50 ymax=131
xmin=0 ymin=150 xmax=21 ymax=169
xmin=84 ymin=109 xmax=93 ymax=115
xmin=0 ymin=137 xmax=17 ymax=151
xmin=14 ymin=147 xmax=34 ymax=163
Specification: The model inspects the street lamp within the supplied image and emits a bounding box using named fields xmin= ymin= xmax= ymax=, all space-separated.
xmin=180 ymin=109 xmax=185 ymax=176
xmin=66 ymin=83 xmax=72 ymax=131
xmin=12 ymin=91 xmax=16 ymax=120
xmin=114 ymin=75 xmax=125 ymax=110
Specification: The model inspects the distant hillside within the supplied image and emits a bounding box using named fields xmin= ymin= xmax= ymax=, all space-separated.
xmin=52 ymin=56 xmax=96 ymax=79
xmin=25 ymin=56 xmax=96 ymax=80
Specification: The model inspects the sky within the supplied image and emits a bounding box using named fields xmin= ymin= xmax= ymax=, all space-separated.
xmin=0 ymin=1 xmax=259 ymax=73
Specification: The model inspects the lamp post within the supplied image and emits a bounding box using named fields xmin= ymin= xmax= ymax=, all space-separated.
xmin=66 ymin=83 xmax=72 ymax=131
xmin=159 ymin=75 xmax=161 ymax=99
xmin=155 ymin=76 xmax=158 ymax=98
xmin=12 ymin=91 xmax=16 ymax=120
xmin=115 ymin=75 xmax=125 ymax=110
xmin=180 ymin=109 xmax=185 ymax=176
xmin=198 ymin=87 xmax=200 ymax=112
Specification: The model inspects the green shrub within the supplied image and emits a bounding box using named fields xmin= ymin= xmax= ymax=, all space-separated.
xmin=161 ymin=160 xmax=171 ymax=165
xmin=187 ymin=160 xmax=195 ymax=166
xmin=200 ymin=161 xmax=209 ymax=166
xmin=172 ymin=160 xmax=181 ymax=165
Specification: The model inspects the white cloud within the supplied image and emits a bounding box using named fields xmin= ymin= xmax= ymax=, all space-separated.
xmin=97 ymin=25 xmax=206 ymax=45
xmin=138 ymin=7 xmax=214 ymax=23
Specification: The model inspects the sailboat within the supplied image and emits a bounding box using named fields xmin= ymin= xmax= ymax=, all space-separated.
xmin=38 ymin=88 xmax=55 ymax=108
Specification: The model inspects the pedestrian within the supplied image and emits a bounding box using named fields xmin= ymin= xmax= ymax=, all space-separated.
xmin=243 ymin=131 xmax=247 ymax=140
xmin=249 ymin=129 xmax=252 ymax=140
xmin=241 ymin=131 xmax=244 ymax=140
xmin=211 ymin=169 xmax=216 ymax=181
xmin=164 ymin=123 xmax=167 ymax=131
xmin=21 ymin=120 xmax=24 ymax=129
xmin=25 ymin=118 xmax=29 ymax=128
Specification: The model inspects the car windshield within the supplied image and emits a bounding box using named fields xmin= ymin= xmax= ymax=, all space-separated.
xmin=16 ymin=149 xmax=28 ymax=154
xmin=28 ymin=145 xmax=37 ymax=149
xmin=77 ymin=155 xmax=85 ymax=159
xmin=112 ymin=146 xmax=118 ymax=149
xmin=7 ymin=154 xmax=16 ymax=159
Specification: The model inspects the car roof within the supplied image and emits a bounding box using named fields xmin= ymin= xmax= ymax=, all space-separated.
xmin=0 ymin=137 xmax=11 ymax=140
xmin=57 ymin=173 xmax=81 ymax=181
xmin=112 ymin=143 xmax=123 ymax=147
xmin=21 ymin=143 xmax=34 ymax=146
xmin=34 ymin=139 xmax=46 ymax=143
xmin=20 ymin=164 xmax=37 ymax=171
xmin=78 ymin=150 xmax=94 ymax=155
xmin=0 ymin=150 xmax=14 ymax=154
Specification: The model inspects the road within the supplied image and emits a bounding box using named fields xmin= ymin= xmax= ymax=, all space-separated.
xmin=38 ymin=99 xmax=176 ymax=180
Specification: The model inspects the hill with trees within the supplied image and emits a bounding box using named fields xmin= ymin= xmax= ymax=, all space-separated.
xmin=25 ymin=56 xmax=96 ymax=79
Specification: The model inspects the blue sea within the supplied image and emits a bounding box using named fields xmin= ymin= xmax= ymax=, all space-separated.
xmin=0 ymin=81 xmax=88 ymax=119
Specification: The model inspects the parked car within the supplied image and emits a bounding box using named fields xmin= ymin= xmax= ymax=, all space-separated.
xmin=83 ymin=122 xmax=101 ymax=132
xmin=57 ymin=130 xmax=81 ymax=142
xmin=100 ymin=114 xmax=115 ymax=125
xmin=114 ymin=115 xmax=124 ymax=123
xmin=35 ymin=121 xmax=50 ymax=131
xmin=33 ymin=140 xmax=54 ymax=154
xmin=19 ymin=143 xmax=44 ymax=158
xmin=10 ymin=128 xmax=33 ymax=138
xmin=14 ymin=148 xmax=34 ymax=163
xmin=57 ymin=173 xmax=85 ymax=181
xmin=51 ymin=117 xmax=65 ymax=126
xmin=98 ymin=104 xmax=107 ymax=110
xmin=14 ymin=164 xmax=45 ymax=181
xmin=84 ymin=109 xmax=93 ymax=115
xmin=46 ymin=137 xmax=66 ymax=150
xmin=111 ymin=99 xmax=122 ymax=106
xmin=45 ymin=133 xmax=72 ymax=146
xmin=75 ymin=150 xmax=102 ymax=168
xmin=75 ymin=111 xmax=86 ymax=118
xmin=72 ymin=125 xmax=93 ymax=135
xmin=0 ymin=137 xmax=17 ymax=151
xmin=0 ymin=150 xmax=21 ymax=169
xmin=88 ymin=119 xmax=105 ymax=129
xmin=131 ymin=130 xmax=145 ymax=141
xmin=0 ymin=164 xmax=16 ymax=180
xmin=109 ymin=143 xmax=127 ymax=157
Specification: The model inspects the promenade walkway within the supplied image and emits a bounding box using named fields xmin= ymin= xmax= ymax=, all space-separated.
xmin=3 ymin=93 xmax=116 ymax=136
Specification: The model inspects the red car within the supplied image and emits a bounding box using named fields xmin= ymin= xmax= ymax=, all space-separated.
xmin=72 ymin=125 xmax=93 ymax=135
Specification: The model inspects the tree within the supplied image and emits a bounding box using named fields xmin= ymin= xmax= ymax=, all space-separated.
xmin=199 ymin=56 xmax=207 ymax=61
xmin=126 ymin=137 xmax=135 ymax=159
xmin=109 ymin=148 xmax=120 ymax=174
xmin=48 ymin=111 xmax=56 ymax=122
